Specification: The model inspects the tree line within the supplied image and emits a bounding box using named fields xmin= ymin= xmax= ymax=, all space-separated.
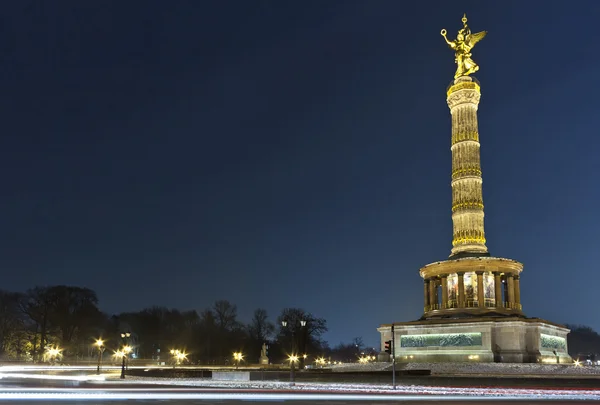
xmin=0 ymin=285 xmax=372 ymax=364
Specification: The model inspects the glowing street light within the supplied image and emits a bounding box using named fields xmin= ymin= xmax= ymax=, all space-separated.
xmin=233 ymin=351 xmax=244 ymax=369
xmin=44 ymin=346 xmax=62 ymax=364
xmin=95 ymin=339 xmax=106 ymax=374
xmin=113 ymin=350 xmax=125 ymax=359
xmin=170 ymin=349 xmax=187 ymax=367
xmin=119 ymin=331 xmax=131 ymax=379
xmin=281 ymin=318 xmax=307 ymax=386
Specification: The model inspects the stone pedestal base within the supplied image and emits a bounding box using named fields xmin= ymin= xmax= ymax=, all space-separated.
xmin=377 ymin=352 xmax=391 ymax=362
xmin=259 ymin=356 xmax=269 ymax=365
xmin=378 ymin=317 xmax=571 ymax=364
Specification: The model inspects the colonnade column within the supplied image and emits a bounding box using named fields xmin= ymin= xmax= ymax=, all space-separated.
xmin=494 ymin=272 xmax=502 ymax=308
xmin=506 ymin=274 xmax=515 ymax=308
xmin=424 ymin=279 xmax=430 ymax=310
xmin=441 ymin=276 xmax=448 ymax=309
xmin=457 ymin=272 xmax=465 ymax=308
xmin=514 ymin=275 xmax=521 ymax=308
xmin=429 ymin=278 xmax=438 ymax=309
xmin=476 ymin=272 xmax=485 ymax=308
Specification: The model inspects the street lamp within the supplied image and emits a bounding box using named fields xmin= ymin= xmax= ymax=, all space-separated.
xmin=95 ymin=339 xmax=106 ymax=374
xmin=123 ymin=345 xmax=132 ymax=370
xmin=233 ymin=352 xmax=244 ymax=369
xmin=281 ymin=319 xmax=306 ymax=386
xmin=120 ymin=332 xmax=131 ymax=379
xmin=44 ymin=346 xmax=62 ymax=364
xmin=170 ymin=349 xmax=187 ymax=368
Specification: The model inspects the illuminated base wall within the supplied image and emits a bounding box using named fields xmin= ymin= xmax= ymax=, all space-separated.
xmin=377 ymin=318 xmax=571 ymax=364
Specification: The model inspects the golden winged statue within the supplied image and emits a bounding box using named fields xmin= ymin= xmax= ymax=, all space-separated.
xmin=441 ymin=14 xmax=487 ymax=79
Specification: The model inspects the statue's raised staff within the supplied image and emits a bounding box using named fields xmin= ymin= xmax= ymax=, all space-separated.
xmin=441 ymin=14 xmax=487 ymax=79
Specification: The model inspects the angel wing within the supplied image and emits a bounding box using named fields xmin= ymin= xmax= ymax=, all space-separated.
xmin=465 ymin=30 xmax=487 ymax=48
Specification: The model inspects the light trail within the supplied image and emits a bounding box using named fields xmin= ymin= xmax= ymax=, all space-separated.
xmin=0 ymin=365 xmax=125 ymax=372
xmin=0 ymin=387 xmax=597 ymax=401
xmin=0 ymin=373 xmax=105 ymax=382
xmin=0 ymin=390 xmax=585 ymax=401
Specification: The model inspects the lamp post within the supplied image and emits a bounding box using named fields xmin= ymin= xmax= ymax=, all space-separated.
xmin=281 ymin=319 xmax=306 ymax=386
xmin=299 ymin=320 xmax=307 ymax=369
xmin=120 ymin=332 xmax=131 ymax=379
xmin=95 ymin=339 xmax=105 ymax=374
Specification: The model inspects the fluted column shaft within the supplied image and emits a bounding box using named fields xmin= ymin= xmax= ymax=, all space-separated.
xmin=476 ymin=272 xmax=485 ymax=308
xmin=446 ymin=77 xmax=488 ymax=257
xmin=507 ymin=274 xmax=515 ymax=306
xmin=429 ymin=279 xmax=437 ymax=309
xmin=494 ymin=273 xmax=502 ymax=308
xmin=514 ymin=276 xmax=521 ymax=305
xmin=441 ymin=276 xmax=448 ymax=309
xmin=457 ymin=272 xmax=465 ymax=308
xmin=424 ymin=279 xmax=430 ymax=310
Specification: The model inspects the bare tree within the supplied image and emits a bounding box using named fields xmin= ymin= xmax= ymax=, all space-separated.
xmin=20 ymin=287 xmax=54 ymax=361
xmin=212 ymin=300 xmax=238 ymax=331
xmin=0 ymin=291 xmax=25 ymax=358
xmin=46 ymin=286 xmax=102 ymax=349
xmin=276 ymin=308 xmax=327 ymax=364
xmin=248 ymin=308 xmax=274 ymax=342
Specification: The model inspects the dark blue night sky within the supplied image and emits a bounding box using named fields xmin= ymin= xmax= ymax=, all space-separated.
xmin=1 ymin=1 xmax=600 ymax=347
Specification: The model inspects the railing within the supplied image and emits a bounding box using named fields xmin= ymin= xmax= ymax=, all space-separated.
xmin=425 ymin=299 xmax=522 ymax=312
xmin=465 ymin=299 xmax=478 ymax=308
xmin=424 ymin=304 xmax=442 ymax=312
xmin=504 ymin=302 xmax=523 ymax=310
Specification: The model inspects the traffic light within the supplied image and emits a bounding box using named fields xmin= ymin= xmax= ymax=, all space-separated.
xmin=384 ymin=340 xmax=392 ymax=354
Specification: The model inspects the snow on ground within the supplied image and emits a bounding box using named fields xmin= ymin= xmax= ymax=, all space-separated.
xmin=96 ymin=376 xmax=600 ymax=400
xmin=401 ymin=362 xmax=600 ymax=376
xmin=327 ymin=363 xmax=390 ymax=372
xmin=325 ymin=361 xmax=600 ymax=376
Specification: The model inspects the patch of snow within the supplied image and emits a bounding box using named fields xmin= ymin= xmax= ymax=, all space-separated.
xmin=400 ymin=362 xmax=600 ymax=376
xmin=96 ymin=376 xmax=600 ymax=400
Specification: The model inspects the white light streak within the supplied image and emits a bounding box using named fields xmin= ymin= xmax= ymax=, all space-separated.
xmin=0 ymin=391 xmax=590 ymax=401
xmin=0 ymin=373 xmax=105 ymax=382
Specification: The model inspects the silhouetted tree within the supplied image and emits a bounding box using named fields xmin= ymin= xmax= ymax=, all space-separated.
xmin=117 ymin=307 xmax=200 ymax=360
xmin=0 ymin=291 xmax=26 ymax=359
xmin=196 ymin=309 xmax=217 ymax=363
xmin=248 ymin=309 xmax=274 ymax=342
xmin=328 ymin=338 xmax=364 ymax=362
xmin=45 ymin=286 xmax=104 ymax=356
xmin=566 ymin=324 xmax=600 ymax=359
xmin=213 ymin=300 xmax=239 ymax=331
xmin=276 ymin=308 xmax=327 ymax=364
xmin=20 ymin=286 xmax=56 ymax=361
xmin=18 ymin=285 xmax=105 ymax=360
xmin=246 ymin=308 xmax=275 ymax=362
